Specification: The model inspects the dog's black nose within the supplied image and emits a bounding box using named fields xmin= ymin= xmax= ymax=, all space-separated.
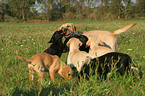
xmin=64 ymin=29 xmax=68 ymax=33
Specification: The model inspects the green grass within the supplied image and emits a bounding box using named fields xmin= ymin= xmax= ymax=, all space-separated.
xmin=0 ymin=20 xmax=145 ymax=95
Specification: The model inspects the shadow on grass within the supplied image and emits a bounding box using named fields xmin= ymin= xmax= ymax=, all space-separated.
xmin=138 ymin=66 xmax=143 ymax=79
xmin=12 ymin=84 xmax=70 ymax=96
xmin=12 ymin=87 xmax=38 ymax=96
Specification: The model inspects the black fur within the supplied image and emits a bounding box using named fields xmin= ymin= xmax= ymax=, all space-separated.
xmin=79 ymin=52 xmax=131 ymax=79
xmin=44 ymin=30 xmax=66 ymax=57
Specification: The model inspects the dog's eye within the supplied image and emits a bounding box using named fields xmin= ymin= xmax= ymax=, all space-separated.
xmin=68 ymin=74 xmax=71 ymax=77
xmin=61 ymin=27 xmax=64 ymax=30
xmin=67 ymin=25 xmax=70 ymax=27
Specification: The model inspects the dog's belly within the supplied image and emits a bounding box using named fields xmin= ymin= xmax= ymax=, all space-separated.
xmin=90 ymin=47 xmax=114 ymax=57
xmin=83 ymin=31 xmax=116 ymax=50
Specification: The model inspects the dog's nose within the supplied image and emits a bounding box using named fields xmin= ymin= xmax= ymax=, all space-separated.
xmin=64 ymin=29 xmax=68 ymax=33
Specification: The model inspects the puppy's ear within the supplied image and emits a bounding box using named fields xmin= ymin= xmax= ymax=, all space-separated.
xmin=48 ymin=37 xmax=54 ymax=43
xmin=48 ymin=39 xmax=52 ymax=43
xmin=86 ymin=40 xmax=90 ymax=46
xmin=48 ymin=33 xmax=56 ymax=43
xmin=66 ymin=41 xmax=70 ymax=47
xmin=79 ymin=41 xmax=83 ymax=46
xmin=60 ymin=67 xmax=69 ymax=79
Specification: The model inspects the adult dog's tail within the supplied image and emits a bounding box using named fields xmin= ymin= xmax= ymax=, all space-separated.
xmin=15 ymin=55 xmax=32 ymax=62
xmin=112 ymin=23 xmax=136 ymax=35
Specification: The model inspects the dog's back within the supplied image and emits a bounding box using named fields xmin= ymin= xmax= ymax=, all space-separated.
xmin=44 ymin=30 xmax=66 ymax=57
xmin=79 ymin=52 xmax=131 ymax=79
xmin=97 ymin=52 xmax=131 ymax=77
xmin=30 ymin=52 xmax=56 ymax=67
xmin=44 ymin=42 xmax=64 ymax=57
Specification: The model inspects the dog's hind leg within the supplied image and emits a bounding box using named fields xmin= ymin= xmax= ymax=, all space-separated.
xmin=49 ymin=69 xmax=56 ymax=82
xmin=77 ymin=61 xmax=84 ymax=73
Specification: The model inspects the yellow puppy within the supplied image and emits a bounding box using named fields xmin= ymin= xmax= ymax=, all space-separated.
xmin=66 ymin=38 xmax=96 ymax=72
xmin=86 ymin=36 xmax=114 ymax=57
xmin=83 ymin=23 xmax=136 ymax=51
xmin=16 ymin=52 xmax=73 ymax=83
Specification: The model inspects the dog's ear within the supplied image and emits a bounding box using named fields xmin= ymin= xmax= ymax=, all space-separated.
xmin=66 ymin=39 xmax=72 ymax=47
xmin=86 ymin=40 xmax=90 ymax=46
xmin=48 ymin=39 xmax=52 ymax=43
xmin=48 ymin=33 xmax=56 ymax=43
xmin=79 ymin=41 xmax=83 ymax=46
xmin=58 ymin=26 xmax=62 ymax=31
xmin=71 ymin=23 xmax=76 ymax=33
xmin=48 ymin=36 xmax=54 ymax=43
xmin=60 ymin=66 xmax=69 ymax=79
xmin=66 ymin=41 xmax=70 ymax=47
xmin=61 ymin=66 xmax=72 ymax=80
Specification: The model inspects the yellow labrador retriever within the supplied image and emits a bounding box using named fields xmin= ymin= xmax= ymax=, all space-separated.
xmin=66 ymin=38 xmax=96 ymax=72
xmin=86 ymin=36 xmax=114 ymax=57
xmin=83 ymin=23 xmax=136 ymax=51
xmin=58 ymin=23 xmax=136 ymax=51
xmin=58 ymin=23 xmax=76 ymax=36
xmin=16 ymin=52 xmax=73 ymax=83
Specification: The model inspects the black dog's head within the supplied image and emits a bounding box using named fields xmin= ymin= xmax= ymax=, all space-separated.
xmin=48 ymin=30 xmax=66 ymax=43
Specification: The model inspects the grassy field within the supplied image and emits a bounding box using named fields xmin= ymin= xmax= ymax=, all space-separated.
xmin=0 ymin=20 xmax=145 ymax=95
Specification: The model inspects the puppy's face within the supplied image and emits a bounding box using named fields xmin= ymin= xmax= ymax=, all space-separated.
xmin=61 ymin=66 xmax=73 ymax=80
xmin=48 ymin=30 xmax=66 ymax=43
xmin=58 ymin=23 xmax=76 ymax=37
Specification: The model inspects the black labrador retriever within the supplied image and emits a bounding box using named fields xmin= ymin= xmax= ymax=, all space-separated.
xmin=44 ymin=30 xmax=66 ymax=57
xmin=79 ymin=52 xmax=131 ymax=80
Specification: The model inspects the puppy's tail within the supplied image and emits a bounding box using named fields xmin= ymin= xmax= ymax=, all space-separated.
xmin=112 ymin=23 xmax=136 ymax=35
xmin=15 ymin=55 xmax=32 ymax=63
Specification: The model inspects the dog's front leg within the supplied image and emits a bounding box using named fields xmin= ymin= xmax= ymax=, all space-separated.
xmin=28 ymin=64 xmax=34 ymax=81
xmin=77 ymin=61 xmax=83 ymax=73
xmin=67 ymin=55 xmax=72 ymax=65
xmin=37 ymin=72 xmax=44 ymax=82
xmin=49 ymin=69 xmax=55 ymax=83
